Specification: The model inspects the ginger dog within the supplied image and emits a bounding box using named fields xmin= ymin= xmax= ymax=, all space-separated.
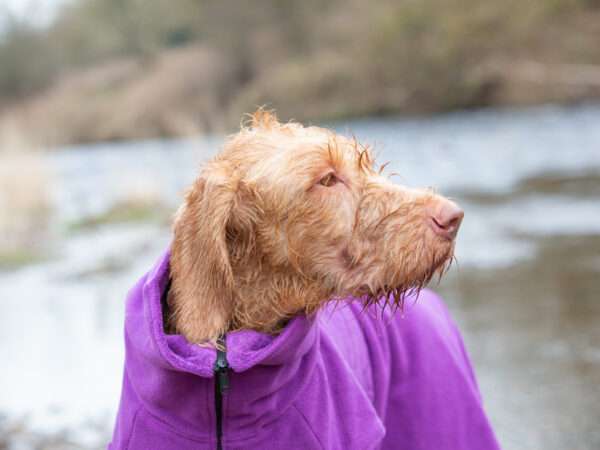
xmin=168 ymin=110 xmax=463 ymax=344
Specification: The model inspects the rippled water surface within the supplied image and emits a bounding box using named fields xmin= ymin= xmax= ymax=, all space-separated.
xmin=1 ymin=104 xmax=599 ymax=449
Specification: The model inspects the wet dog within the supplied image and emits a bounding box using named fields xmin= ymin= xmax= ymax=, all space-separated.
xmin=167 ymin=110 xmax=463 ymax=344
xmin=109 ymin=110 xmax=502 ymax=450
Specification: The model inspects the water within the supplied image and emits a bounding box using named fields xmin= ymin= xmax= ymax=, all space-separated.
xmin=1 ymin=104 xmax=599 ymax=449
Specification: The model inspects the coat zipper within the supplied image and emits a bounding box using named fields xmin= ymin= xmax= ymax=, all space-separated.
xmin=214 ymin=336 xmax=229 ymax=450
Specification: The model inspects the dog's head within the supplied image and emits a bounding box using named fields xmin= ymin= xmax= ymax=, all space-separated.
xmin=170 ymin=110 xmax=463 ymax=343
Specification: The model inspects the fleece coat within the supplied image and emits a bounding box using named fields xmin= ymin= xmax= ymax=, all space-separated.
xmin=109 ymin=250 xmax=500 ymax=450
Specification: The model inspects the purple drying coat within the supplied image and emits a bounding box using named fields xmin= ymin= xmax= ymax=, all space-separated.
xmin=109 ymin=250 xmax=500 ymax=450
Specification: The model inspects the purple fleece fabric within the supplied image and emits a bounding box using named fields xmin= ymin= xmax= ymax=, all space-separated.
xmin=109 ymin=250 xmax=500 ymax=450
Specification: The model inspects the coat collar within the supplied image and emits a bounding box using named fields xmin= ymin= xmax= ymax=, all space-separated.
xmin=125 ymin=249 xmax=319 ymax=439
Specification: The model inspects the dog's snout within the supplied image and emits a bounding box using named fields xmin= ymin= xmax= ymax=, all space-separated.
xmin=427 ymin=199 xmax=464 ymax=240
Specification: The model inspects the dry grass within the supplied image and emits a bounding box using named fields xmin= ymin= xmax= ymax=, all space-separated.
xmin=0 ymin=121 xmax=53 ymax=269
xmin=68 ymin=177 xmax=172 ymax=230
xmin=5 ymin=45 xmax=237 ymax=147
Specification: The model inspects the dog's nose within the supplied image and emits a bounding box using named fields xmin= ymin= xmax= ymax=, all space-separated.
xmin=428 ymin=199 xmax=464 ymax=240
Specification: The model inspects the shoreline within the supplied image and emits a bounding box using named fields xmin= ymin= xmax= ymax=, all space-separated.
xmin=2 ymin=45 xmax=600 ymax=149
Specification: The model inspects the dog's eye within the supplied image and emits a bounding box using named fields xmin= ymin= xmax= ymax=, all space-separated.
xmin=319 ymin=173 xmax=339 ymax=187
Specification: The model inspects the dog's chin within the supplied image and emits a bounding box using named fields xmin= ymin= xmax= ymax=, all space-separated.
xmin=356 ymin=244 xmax=456 ymax=310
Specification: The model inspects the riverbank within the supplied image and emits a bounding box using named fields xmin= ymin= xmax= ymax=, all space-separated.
xmin=2 ymin=0 xmax=600 ymax=148
xmin=5 ymin=47 xmax=600 ymax=149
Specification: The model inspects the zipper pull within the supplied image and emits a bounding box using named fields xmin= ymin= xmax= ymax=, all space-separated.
xmin=215 ymin=336 xmax=229 ymax=393
xmin=215 ymin=356 xmax=229 ymax=393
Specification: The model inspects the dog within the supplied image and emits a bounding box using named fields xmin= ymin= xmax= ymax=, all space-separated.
xmin=109 ymin=110 xmax=499 ymax=450
xmin=168 ymin=110 xmax=463 ymax=344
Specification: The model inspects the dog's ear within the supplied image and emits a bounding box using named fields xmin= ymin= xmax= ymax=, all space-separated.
xmin=170 ymin=162 xmax=249 ymax=343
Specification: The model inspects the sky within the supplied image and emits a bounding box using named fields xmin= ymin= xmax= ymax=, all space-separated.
xmin=0 ymin=0 xmax=67 ymax=27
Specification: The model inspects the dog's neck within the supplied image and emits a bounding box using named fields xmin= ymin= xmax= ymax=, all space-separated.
xmin=168 ymin=254 xmax=330 ymax=343
xmin=228 ymin=264 xmax=329 ymax=333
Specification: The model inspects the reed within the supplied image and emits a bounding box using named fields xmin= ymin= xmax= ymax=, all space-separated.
xmin=0 ymin=122 xmax=53 ymax=268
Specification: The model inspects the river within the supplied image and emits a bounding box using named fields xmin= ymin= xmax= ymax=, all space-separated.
xmin=1 ymin=104 xmax=599 ymax=449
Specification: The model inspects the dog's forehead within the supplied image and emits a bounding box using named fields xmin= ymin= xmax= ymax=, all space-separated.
xmin=246 ymin=130 xmax=361 ymax=180
xmin=223 ymin=120 xmax=377 ymax=189
xmin=261 ymin=125 xmax=331 ymax=150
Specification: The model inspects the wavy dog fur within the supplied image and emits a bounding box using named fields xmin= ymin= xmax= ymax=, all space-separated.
xmin=169 ymin=110 xmax=459 ymax=344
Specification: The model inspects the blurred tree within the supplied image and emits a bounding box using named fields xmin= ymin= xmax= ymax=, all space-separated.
xmin=0 ymin=17 xmax=58 ymax=101
xmin=48 ymin=0 xmax=202 ymax=65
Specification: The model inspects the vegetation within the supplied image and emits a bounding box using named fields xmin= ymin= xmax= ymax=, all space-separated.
xmin=1 ymin=0 xmax=600 ymax=146
xmin=68 ymin=198 xmax=171 ymax=230
xmin=0 ymin=130 xmax=52 ymax=268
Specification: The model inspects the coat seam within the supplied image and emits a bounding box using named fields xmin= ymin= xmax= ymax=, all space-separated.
xmin=292 ymin=404 xmax=326 ymax=450
xmin=124 ymin=406 xmax=141 ymax=450
xmin=135 ymin=405 xmax=213 ymax=443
